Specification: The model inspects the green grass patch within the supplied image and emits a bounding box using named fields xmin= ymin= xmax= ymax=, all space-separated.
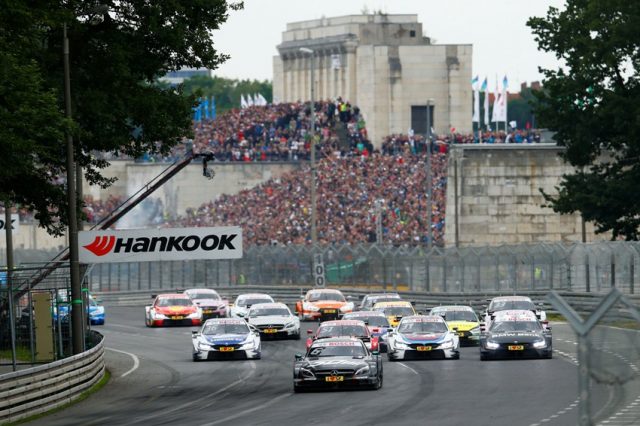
xmin=0 ymin=346 xmax=33 ymax=362
xmin=604 ymin=321 xmax=640 ymax=330
xmin=546 ymin=313 xmax=566 ymax=322
xmin=6 ymin=369 xmax=111 ymax=425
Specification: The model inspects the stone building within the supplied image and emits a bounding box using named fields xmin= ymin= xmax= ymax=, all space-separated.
xmin=272 ymin=14 xmax=473 ymax=147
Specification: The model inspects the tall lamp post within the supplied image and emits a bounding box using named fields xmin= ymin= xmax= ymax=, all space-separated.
xmin=426 ymin=99 xmax=434 ymax=250
xmin=300 ymin=47 xmax=317 ymax=247
xmin=63 ymin=23 xmax=83 ymax=354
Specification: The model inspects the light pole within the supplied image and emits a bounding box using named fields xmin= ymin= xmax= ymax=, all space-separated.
xmin=426 ymin=99 xmax=434 ymax=250
xmin=300 ymin=47 xmax=317 ymax=247
xmin=63 ymin=23 xmax=83 ymax=354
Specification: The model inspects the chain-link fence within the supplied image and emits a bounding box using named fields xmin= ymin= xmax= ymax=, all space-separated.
xmin=74 ymin=241 xmax=639 ymax=293
xmin=0 ymin=264 xmax=97 ymax=372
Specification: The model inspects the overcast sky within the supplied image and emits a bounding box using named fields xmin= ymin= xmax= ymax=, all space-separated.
xmin=211 ymin=0 xmax=566 ymax=91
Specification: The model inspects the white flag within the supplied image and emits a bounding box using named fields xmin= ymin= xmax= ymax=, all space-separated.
xmin=472 ymin=90 xmax=480 ymax=123
xmin=240 ymin=94 xmax=247 ymax=109
xmin=259 ymin=93 xmax=268 ymax=106
xmin=483 ymin=90 xmax=489 ymax=127
xmin=491 ymin=92 xmax=500 ymax=122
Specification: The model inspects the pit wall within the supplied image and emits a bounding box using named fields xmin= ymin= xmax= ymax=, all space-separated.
xmin=444 ymin=144 xmax=608 ymax=246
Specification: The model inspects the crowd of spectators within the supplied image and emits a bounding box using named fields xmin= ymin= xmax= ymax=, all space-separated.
xmin=167 ymin=150 xmax=447 ymax=247
xmin=83 ymin=195 xmax=164 ymax=227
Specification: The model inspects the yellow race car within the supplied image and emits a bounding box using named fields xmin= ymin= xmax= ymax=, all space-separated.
xmin=372 ymin=301 xmax=416 ymax=327
xmin=429 ymin=305 xmax=481 ymax=346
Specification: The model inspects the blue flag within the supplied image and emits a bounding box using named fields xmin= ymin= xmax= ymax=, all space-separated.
xmin=203 ymin=98 xmax=210 ymax=120
xmin=211 ymin=96 xmax=216 ymax=120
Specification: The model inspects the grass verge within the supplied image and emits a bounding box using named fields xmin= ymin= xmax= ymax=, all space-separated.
xmin=0 ymin=347 xmax=33 ymax=363
xmin=6 ymin=369 xmax=111 ymax=425
xmin=546 ymin=313 xmax=566 ymax=322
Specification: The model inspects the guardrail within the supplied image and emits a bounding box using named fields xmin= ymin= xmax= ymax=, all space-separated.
xmin=0 ymin=331 xmax=105 ymax=424
xmin=94 ymin=286 xmax=640 ymax=320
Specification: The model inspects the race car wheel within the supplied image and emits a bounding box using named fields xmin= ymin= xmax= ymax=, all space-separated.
xmin=451 ymin=351 xmax=460 ymax=360
xmin=544 ymin=351 xmax=553 ymax=359
xmin=387 ymin=354 xmax=398 ymax=362
xmin=192 ymin=354 xmax=201 ymax=362
xmin=293 ymin=384 xmax=305 ymax=393
xmin=371 ymin=374 xmax=383 ymax=390
xmin=480 ymin=353 xmax=489 ymax=361
xmin=292 ymin=332 xmax=301 ymax=340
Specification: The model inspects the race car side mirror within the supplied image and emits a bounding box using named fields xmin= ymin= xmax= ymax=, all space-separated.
xmin=191 ymin=331 xmax=199 ymax=336
xmin=244 ymin=317 xmax=249 ymax=322
xmin=452 ymin=327 xmax=459 ymax=332
xmin=371 ymin=350 xmax=380 ymax=356
xmin=151 ymin=294 xmax=157 ymax=299
xmin=294 ymin=353 xmax=303 ymax=361
xmin=307 ymin=329 xmax=313 ymax=335
xmin=387 ymin=328 xmax=394 ymax=333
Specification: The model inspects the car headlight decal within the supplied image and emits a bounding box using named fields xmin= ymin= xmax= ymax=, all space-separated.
xmin=355 ymin=365 xmax=370 ymax=376
xmin=486 ymin=340 xmax=499 ymax=350
xmin=533 ymin=339 xmax=547 ymax=349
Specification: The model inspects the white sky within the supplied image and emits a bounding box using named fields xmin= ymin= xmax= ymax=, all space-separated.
xmin=211 ymin=0 xmax=566 ymax=92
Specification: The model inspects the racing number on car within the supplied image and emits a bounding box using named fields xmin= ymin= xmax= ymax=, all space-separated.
xmin=313 ymin=254 xmax=326 ymax=288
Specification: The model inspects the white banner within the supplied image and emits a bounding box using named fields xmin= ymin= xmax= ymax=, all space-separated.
xmin=0 ymin=214 xmax=19 ymax=235
xmin=79 ymin=226 xmax=243 ymax=263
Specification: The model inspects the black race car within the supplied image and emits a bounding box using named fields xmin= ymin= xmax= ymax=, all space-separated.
xmin=293 ymin=337 xmax=383 ymax=392
xmin=480 ymin=310 xmax=552 ymax=360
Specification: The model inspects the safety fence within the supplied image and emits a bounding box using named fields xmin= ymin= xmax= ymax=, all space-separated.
xmin=81 ymin=242 xmax=640 ymax=294
xmin=0 ymin=330 xmax=104 ymax=424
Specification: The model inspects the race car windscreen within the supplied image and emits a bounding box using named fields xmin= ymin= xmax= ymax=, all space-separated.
xmin=398 ymin=321 xmax=449 ymax=334
xmin=203 ymin=322 xmax=249 ymax=335
xmin=308 ymin=344 xmax=367 ymax=358
xmin=308 ymin=292 xmax=345 ymax=302
xmin=490 ymin=320 xmax=542 ymax=333
xmin=381 ymin=306 xmax=414 ymax=317
xmin=489 ymin=300 xmax=535 ymax=312
xmin=190 ymin=292 xmax=220 ymax=300
xmin=437 ymin=311 xmax=477 ymax=322
xmin=238 ymin=298 xmax=273 ymax=307
xmin=345 ymin=315 xmax=389 ymax=327
xmin=317 ymin=325 xmax=367 ymax=338
xmin=156 ymin=298 xmax=193 ymax=307
xmin=249 ymin=307 xmax=290 ymax=317
xmin=366 ymin=296 xmax=400 ymax=307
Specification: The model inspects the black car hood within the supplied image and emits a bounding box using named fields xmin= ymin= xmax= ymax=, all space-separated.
xmin=303 ymin=356 xmax=369 ymax=371
xmin=488 ymin=332 xmax=544 ymax=343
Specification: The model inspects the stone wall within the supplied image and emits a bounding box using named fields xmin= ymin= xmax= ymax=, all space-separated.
xmin=444 ymin=144 xmax=608 ymax=246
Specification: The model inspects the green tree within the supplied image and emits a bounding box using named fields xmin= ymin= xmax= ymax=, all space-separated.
xmin=528 ymin=1 xmax=640 ymax=239
xmin=181 ymin=76 xmax=272 ymax=114
xmin=0 ymin=0 xmax=242 ymax=235
xmin=507 ymin=87 xmax=536 ymax=129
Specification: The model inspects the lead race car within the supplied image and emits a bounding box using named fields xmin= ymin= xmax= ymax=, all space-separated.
xmin=192 ymin=318 xmax=261 ymax=361
xmin=480 ymin=310 xmax=552 ymax=360
xmin=482 ymin=295 xmax=547 ymax=331
xmin=293 ymin=337 xmax=383 ymax=392
xmin=387 ymin=315 xmax=460 ymax=361
xmin=145 ymin=293 xmax=202 ymax=327
xmin=247 ymin=302 xmax=301 ymax=340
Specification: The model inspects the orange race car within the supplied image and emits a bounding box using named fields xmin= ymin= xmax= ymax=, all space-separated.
xmin=145 ymin=293 xmax=203 ymax=327
xmin=295 ymin=288 xmax=354 ymax=321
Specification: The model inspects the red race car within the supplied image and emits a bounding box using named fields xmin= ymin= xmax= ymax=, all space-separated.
xmin=306 ymin=319 xmax=379 ymax=352
xmin=145 ymin=293 xmax=203 ymax=327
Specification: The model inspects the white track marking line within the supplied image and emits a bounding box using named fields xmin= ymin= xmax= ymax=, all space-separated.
xmin=106 ymin=347 xmax=140 ymax=378
xmin=397 ymin=362 xmax=419 ymax=375
xmin=199 ymin=393 xmax=291 ymax=426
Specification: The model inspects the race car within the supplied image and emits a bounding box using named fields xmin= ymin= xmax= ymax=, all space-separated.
xmin=295 ymin=289 xmax=354 ymax=321
xmin=293 ymin=337 xmax=383 ymax=392
xmin=358 ymin=293 xmax=402 ymax=311
xmin=247 ymin=302 xmax=301 ymax=340
xmin=387 ymin=315 xmax=460 ymax=361
xmin=184 ymin=288 xmax=228 ymax=319
xmin=430 ymin=305 xmax=480 ymax=346
xmin=55 ymin=294 xmax=105 ymax=325
xmin=145 ymin=293 xmax=202 ymax=327
xmin=192 ymin=318 xmax=261 ymax=361
xmin=372 ymin=300 xmax=416 ymax=327
xmin=306 ymin=319 xmax=379 ymax=352
xmin=482 ymin=296 xmax=547 ymax=331
xmin=479 ymin=310 xmax=552 ymax=360
xmin=229 ymin=293 xmax=274 ymax=319
xmin=342 ymin=311 xmax=392 ymax=352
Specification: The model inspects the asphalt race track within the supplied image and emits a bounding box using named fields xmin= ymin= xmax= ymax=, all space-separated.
xmin=29 ymin=306 xmax=614 ymax=426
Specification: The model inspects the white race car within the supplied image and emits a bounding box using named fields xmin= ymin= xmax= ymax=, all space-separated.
xmin=387 ymin=315 xmax=460 ymax=361
xmin=247 ymin=302 xmax=301 ymax=340
xmin=192 ymin=318 xmax=261 ymax=361
xmin=482 ymin=296 xmax=547 ymax=331
xmin=229 ymin=293 xmax=274 ymax=319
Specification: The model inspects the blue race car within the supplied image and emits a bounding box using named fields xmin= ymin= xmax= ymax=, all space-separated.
xmin=387 ymin=315 xmax=460 ymax=360
xmin=55 ymin=294 xmax=105 ymax=325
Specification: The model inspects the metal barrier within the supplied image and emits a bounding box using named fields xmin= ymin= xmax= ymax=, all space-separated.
xmin=0 ymin=330 xmax=105 ymax=424
xmin=82 ymin=242 xmax=640 ymax=294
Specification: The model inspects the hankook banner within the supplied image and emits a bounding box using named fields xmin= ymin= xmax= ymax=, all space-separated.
xmin=78 ymin=226 xmax=243 ymax=263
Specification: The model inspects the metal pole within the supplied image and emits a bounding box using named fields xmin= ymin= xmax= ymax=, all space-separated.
xmin=63 ymin=23 xmax=83 ymax=354
xmin=5 ymin=203 xmax=17 ymax=371
xmin=454 ymin=157 xmax=459 ymax=248
xmin=426 ymin=100 xmax=433 ymax=250
xmin=310 ymin=52 xmax=317 ymax=247
xmin=577 ymin=334 xmax=591 ymax=425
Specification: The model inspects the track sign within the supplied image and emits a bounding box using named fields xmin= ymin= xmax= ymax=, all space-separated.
xmin=0 ymin=214 xmax=19 ymax=235
xmin=79 ymin=226 xmax=242 ymax=263
xmin=313 ymin=253 xmax=326 ymax=288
